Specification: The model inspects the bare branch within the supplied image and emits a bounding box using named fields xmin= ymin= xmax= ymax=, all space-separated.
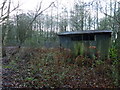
xmin=29 ymin=2 xmax=55 ymax=25
xmin=1 ymin=0 xmax=7 ymax=17
xmin=2 ymin=2 xmax=19 ymax=17
xmin=100 ymin=10 xmax=120 ymax=25
xmin=36 ymin=1 xmax=43 ymax=14
xmin=118 ymin=2 xmax=120 ymax=4
xmin=0 ymin=1 xmax=20 ymax=23
xmin=9 ymin=3 xmax=19 ymax=14
xmin=0 ymin=0 xmax=7 ymax=9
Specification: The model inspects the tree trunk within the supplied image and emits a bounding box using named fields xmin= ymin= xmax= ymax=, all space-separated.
xmin=2 ymin=47 xmax=6 ymax=57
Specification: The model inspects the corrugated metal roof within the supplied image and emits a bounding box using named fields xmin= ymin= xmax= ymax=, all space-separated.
xmin=58 ymin=30 xmax=112 ymax=36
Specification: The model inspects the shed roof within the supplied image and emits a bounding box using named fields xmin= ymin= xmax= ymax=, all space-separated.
xmin=58 ymin=30 xmax=112 ymax=36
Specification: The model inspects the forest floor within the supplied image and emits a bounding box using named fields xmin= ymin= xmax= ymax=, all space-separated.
xmin=2 ymin=46 xmax=119 ymax=89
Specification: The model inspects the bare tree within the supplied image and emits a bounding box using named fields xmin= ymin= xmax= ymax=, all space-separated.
xmin=0 ymin=0 xmax=19 ymax=23
xmin=1 ymin=0 xmax=19 ymax=57
xmin=29 ymin=1 xmax=55 ymax=25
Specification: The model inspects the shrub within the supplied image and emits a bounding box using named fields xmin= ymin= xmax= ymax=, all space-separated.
xmin=109 ymin=46 xmax=120 ymax=87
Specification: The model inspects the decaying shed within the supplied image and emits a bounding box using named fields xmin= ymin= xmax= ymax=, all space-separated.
xmin=58 ymin=30 xmax=112 ymax=59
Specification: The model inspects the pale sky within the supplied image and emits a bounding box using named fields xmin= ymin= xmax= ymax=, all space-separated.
xmin=3 ymin=0 xmax=120 ymax=12
xmin=3 ymin=0 xmax=120 ymax=18
xmin=14 ymin=0 xmax=120 ymax=12
xmin=12 ymin=0 xmax=102 ymax=12
xmin=13 ymin=0 xmax=75 ymax=12
xmin=10 ymin=0 xmax=98 ymax=17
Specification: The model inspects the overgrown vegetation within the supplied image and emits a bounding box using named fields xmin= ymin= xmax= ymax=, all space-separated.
xmin=2 ymin=47 xmax=120 ymax=88
xmin=109 ymin=45 xmax=120 ymax=87
xmin=1 ymin=0 xmax=120 ymax=88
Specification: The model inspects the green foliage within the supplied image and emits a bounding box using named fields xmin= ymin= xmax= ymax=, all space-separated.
xmin=109 ymin=46 xmax=120 ymax=87
xmin=3 ymin=60 xmax=18 ymax=71
xmin=2 ymin=21 xmax=17 ymax=46
xmin=109 ymin=47 xmax=118 ymax=60
xmin=3 ymin=65 xmax=12 ymax=69
xmin=74 ymin=42 xmax=84 ymax=56
xmin=111 ymin=65 xmax=119 ymax=87
xmin=24 ymin=36 xmax=45 ymax=48
xmin=24 ymin=37 xmax=40 ymax=47
xmin=16 ymin=13 xmax=32 ymax=44
xmin=99 ymin=17 xmax=112 ymax=30
xmin=25 ymin=77 xmax=37 ymax=81
xmin=95 ymin=60 xmax=104 ymax=65
xmin=43 ymin=52 xmax=54 ymax=65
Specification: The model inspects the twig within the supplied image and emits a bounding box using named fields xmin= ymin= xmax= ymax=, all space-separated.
xmin=29 ymin=2 xmax=55 ymax=25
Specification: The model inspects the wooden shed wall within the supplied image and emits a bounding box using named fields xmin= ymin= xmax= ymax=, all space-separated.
xmin=59 ymin=36 xmax=73 ymax=49
xmin=59 ymin=33 xmax=111 ymax=59
xmin=95 ymin=34 xmax=111 ymax=59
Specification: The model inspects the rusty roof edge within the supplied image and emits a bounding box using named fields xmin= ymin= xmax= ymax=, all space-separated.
xmin=57 ymin=30 xmax=112 ymax=36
